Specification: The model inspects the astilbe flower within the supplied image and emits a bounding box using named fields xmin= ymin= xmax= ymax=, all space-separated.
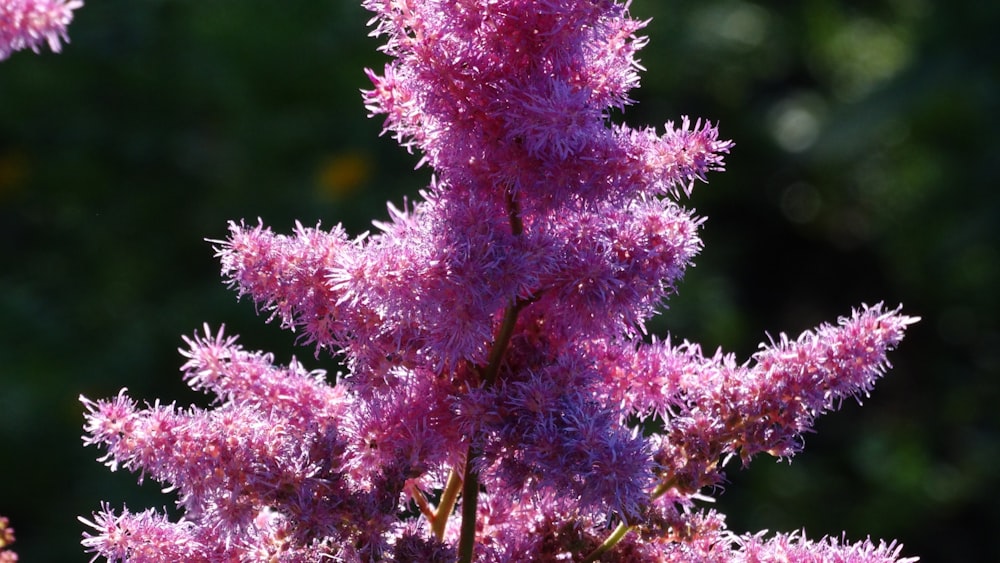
xmin=81 ymin=1 xmax=919 ymax=561
xmin=0 ymin=0 xmax=83 ymax=61
xmin=0 ymin=516 xmax=16 ymax=562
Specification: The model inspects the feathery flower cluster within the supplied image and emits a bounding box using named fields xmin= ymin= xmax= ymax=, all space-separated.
xmin=0 ymin=516 xmax=16 ymax=563
xmin=81 ymin=1 xmax=919 ymax=561
xmin=0 ymin=0 xmax=82 ymax=61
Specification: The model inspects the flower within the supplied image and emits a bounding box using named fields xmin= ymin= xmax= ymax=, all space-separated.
xmin=0 ymin=0 xmax=83 ymax=61
xmin=0 ymin=515 xmax=16 ymax=563
xmin=81 ymin=1 xmax=919 ymax=561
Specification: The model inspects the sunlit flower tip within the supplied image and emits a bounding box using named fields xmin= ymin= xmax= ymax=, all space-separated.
xmin=659 ymin=116 xmax=734 ymax=196
xmin=735 ymin=529 xmax=920 ymax=563
xmin=0 ymin=515 xmax=15 ymax=559
xmin=80 ymin=503 xmax=204 ymax=562
xmin=79 ymin=389 xmax=139 ymax=449
xmin=0 ymin=0 xmax=84 ymax=61
xmin=178 ymin=323 xmax=238 ymax=378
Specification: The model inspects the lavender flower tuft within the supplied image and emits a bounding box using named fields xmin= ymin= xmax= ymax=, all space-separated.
xmin=0 ymin=0 xmax=83 ymax=60
xmin=0 ymin=516 xmax=16 ymax=563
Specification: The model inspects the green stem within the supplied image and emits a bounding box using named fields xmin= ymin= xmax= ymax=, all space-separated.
xmin=481 ymin=301 xmax=521 ymax=387
xmin=457 ymin=447 xmax=481 ymax=563
xmin=581 ymin=522 xmax=633 ymax=563
xmin=505 ymin=186 xmax=524 ymax=236
xmin=432 ymin=469 xmax=463 ymax=539
xmin=409 ymin=483 xmax=434 ymax=522
xmin=650 ymin=475 xmax=678 ymax=501
xmin=581 ymin=475 xmax=679 ymax=559
xmin=457 ymin=188 xmax=526 ymax=561
xmin=456 ymin=300 xmax=521 ymax=561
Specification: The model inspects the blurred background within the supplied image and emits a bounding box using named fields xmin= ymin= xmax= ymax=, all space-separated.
xmin=1 ymin=0 xmax=996 ymax=560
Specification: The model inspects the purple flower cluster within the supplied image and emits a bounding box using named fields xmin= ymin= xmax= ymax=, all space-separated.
xmin=81 ymin=0 xmax=919 ymax=561
xmin=0 ymin=516 xmax=16 ymax=563
xmin=0 ymin=0 xmax=82 ymax=61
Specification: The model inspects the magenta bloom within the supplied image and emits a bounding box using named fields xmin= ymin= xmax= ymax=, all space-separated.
xmin=0 ymin=0 xmax=83 ymax=60
xmin=0 ymin=515 xmax=16 ymax=563
xmin=81 ymin=1 xmax=919 ymax=561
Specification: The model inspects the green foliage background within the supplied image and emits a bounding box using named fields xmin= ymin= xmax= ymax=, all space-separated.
xmin=1 ymin=1 xmax=996 ymax=560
